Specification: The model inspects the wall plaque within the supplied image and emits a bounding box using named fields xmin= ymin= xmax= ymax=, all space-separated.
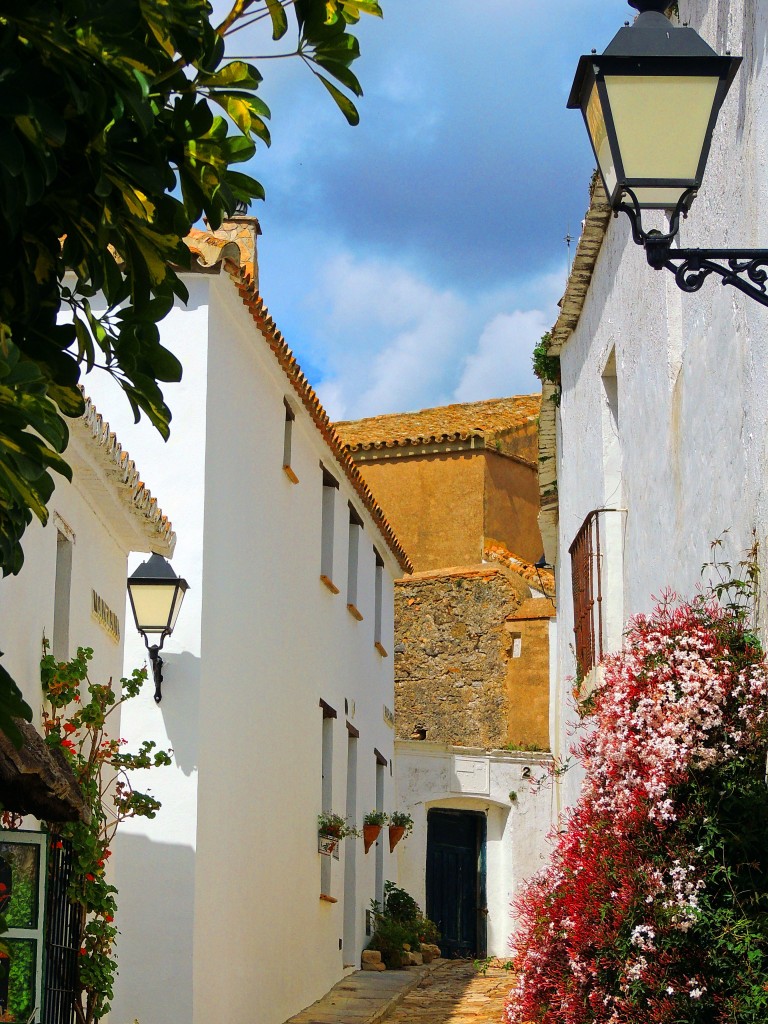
xmin=451 ymin=756 xmax=490 ymax=795
xmin=91 ymin=590 xmax=120 ymax=643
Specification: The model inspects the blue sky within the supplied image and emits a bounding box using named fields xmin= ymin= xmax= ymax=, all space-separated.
xmin=219 ymin=1 xmax=624 ymax=420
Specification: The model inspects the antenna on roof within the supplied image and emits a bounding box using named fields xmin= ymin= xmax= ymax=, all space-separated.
xmin=564 ymin=228 xmax=573 ymax=279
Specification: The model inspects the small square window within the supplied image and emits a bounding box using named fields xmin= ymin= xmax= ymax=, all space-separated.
xmin=282 ymin=400 xmax=299 ymax=484
xmin=373 ymin=549 xmax=387 ymax=657
xmin=320 ymin=467 xmax=340 ymax=594
xmin=347 ymin=505 xmax=364 ymax=620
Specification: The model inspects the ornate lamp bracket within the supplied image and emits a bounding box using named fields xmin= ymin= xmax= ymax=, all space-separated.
xmin=616 ymin=187 xmax=768 ymax=307
xmin=147 ymin=639 xmax=166 ymax=705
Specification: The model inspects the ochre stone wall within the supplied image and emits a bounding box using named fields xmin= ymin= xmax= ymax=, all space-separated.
xmin=353 ymin=450 xmax=542 ymax=573
xmin=483 ymin=452 xmax=543 ymax=564
xmin=394 ymin=566 xmax=535 ymax=748
xmin=495 ymin=420 xmax=539 ymax=463
xmin=504 ymin=599 xmax=555 ymax=751
xmin=355 ymin=454 xmax=487 ymax=572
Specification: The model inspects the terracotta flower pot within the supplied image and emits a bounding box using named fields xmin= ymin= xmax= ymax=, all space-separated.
xmin=363 ymin=824 xmax=382 ymax=853
xmin=388 ymin=825 xmax=405 ymax=852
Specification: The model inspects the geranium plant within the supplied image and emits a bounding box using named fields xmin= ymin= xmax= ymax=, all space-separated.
xmin=40 ymin=643 xmax=171 ymax=1024
xmin=389 ymin=811 xmax=413 ymax=837
xmin=363 ymin=810 xmax=388 ymax=827
xmin=317 ymin=812 xmax=358 ymax=840
xmin=506 ymin=589 xmax=768 ymax=1024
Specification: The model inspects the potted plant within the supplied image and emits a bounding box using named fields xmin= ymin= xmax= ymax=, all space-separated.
xmin=388 ymin=811 xmax=413 ymax=852
xmin=362 ymin=810 xmax=388 ymax=853
xmin=318 ymin=812 xmax=358 ymax=856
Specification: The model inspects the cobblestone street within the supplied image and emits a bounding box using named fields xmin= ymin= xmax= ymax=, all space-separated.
xmin=382 ymin=961 xmax=511 ymax=1024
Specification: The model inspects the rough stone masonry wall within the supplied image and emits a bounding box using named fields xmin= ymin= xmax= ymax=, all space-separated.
xmin=394 ymin=566 xmax=530 ymax=748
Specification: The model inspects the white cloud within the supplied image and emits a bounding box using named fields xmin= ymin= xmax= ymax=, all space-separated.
xmin=452 ymin=309 xmax=548 ymax=403
xmin=305 ymin=251 xmax=562 ymax=421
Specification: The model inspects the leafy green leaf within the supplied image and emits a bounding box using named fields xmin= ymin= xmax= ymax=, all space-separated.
xmin=265 ymin=0 xmax=289 ymax=39
xmin=312 ymin=57 xmax=362 ymax=96
xmin=197 ymin=60 xmax=263 ymax=90
xmin=313 ymin=72 xmax=360 ymax=125
xmin=208 ymin=91 xmax=271 ymax=143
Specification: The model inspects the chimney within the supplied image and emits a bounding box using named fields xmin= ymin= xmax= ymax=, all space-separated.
xmin=213 ymin=214 xmax=261 ymax=289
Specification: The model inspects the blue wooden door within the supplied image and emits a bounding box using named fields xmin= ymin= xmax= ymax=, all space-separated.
xmin=426 ymin=809 xmax=486 ymax=957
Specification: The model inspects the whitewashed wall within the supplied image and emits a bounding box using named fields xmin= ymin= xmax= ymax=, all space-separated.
xmin=192 ymin=275 xmax=399 ymax=1024
xmin=84 ymin=276 xmax=212 ymax=1024
xmin=0 ymin=434 xmax=138 ymax=723
xmin=394 ymin=742 xmax=555 ymax=957
xmin=88 ymin=269 xmax=401 ymax=1024
xmin=554 ymin=0 xmax=768 ymax=807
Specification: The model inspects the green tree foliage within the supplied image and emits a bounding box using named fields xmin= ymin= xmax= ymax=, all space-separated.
xmin=0 ymin=0 xmax=381 ymax=735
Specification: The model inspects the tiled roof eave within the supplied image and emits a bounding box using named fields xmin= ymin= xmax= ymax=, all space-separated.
xmin=335 ymin=395 xmax=541 ymax=451
xmin=222 ymin=259 xmax=413 ymax=575
xmin=483 ymin=543 xmax=555 ymax=597
xmin=75 ymin=392 xmax=175 ymax=555
xmin=349 ymin=439 xmax=537 ymax=471
xmin=347 ymin=430 xmax=485 ymax=452
xmin=538 ymin=177 xmax=612 ymax=565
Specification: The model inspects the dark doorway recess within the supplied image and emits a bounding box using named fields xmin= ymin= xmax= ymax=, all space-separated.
xmin=426 ymin=808 xmax=487 ymax=958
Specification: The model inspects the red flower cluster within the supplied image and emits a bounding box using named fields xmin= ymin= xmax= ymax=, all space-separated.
xmin=505 ymin=598 xmax=768 ymax=1024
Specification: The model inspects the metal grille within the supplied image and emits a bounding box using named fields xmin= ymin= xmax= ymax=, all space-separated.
xmin=43 ymin=838 xmax=79 ymax=1024
xmin=569 ymin=511 xmax=604 ymax=676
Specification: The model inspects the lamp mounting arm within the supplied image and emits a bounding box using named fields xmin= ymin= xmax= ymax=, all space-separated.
xmin=141 ymin=631 xmax=168 ymax=704
xmin=616 ymin=187 xmax=768 ymax=307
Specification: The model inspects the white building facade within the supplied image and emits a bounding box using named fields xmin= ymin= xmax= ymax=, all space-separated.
xmin=395 ymin=741 xmax=555 ymax=958
xmin=0 ymin=398 xmax=175 ymax=714
xmin=0 ymin=396 xmax=174 ymax=1023
xmin=84 ymin=226 xmax=410 ymax=1024
xmin=539 ymin=0 xmax=768 ymax=809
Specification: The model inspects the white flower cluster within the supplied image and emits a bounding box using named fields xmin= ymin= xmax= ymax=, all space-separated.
xmin=629 ymin=923 xmax=656 ymax=951
xmin=662 ymin=860 xmax=705 ymax=930
xmin=578 ymin=623 xmax=768 ymax=829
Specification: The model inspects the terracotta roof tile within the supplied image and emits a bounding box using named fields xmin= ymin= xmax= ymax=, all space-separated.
xmin=396 ymin=564 xmax=510 ymax=585
xmin=334 ymin=395 xmax=541 ymax=452
xmin=221 ymin=259 xmax=413 ymax=574
xmin=484 ymin=544 xmax=555 ymax=597
xmin=185 ymin=227 xmax=243 ymax=269
xmin=73 ymin=392 xmax=175 ymax=554
xmin=177 ymin=231 xmax=410 ymax=570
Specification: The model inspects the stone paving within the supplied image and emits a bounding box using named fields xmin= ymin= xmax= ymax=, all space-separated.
xmin=381 ymin=960 xmax=511 ymax=1024
xmin=283 ymin=960 xmax=512 ymax=1024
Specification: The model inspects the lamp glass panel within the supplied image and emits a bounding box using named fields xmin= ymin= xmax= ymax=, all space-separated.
xmin=604 ymin=74 xmax=720 ymax=206
xmin=167 ymin=587 xmax=187 ymax=633
xmin=585 ymin=80 xmax=618 ymax=199
xmin=128 ymin=583 xmax=178 ymax=632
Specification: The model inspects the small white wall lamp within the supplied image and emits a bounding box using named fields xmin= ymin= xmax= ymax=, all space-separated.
xmin=127 ymin=553 xmax=189 ymax=704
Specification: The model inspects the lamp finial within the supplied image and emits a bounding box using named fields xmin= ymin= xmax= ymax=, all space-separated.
xmin=628 ymin=1 xmax=673 ymax=11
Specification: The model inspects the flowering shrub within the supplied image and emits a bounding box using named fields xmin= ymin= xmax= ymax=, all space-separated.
xmin=40 ymin=644 xmax=171 ymax=1024
xmin=506 ymin=596 xmax=768 ymax=1024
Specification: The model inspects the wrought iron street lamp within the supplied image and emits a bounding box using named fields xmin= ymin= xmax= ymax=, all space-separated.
xmin=569 ymin=1 xmax=768 ymax=306
xmin=127 ymin=553 xmax=189 ymax=704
